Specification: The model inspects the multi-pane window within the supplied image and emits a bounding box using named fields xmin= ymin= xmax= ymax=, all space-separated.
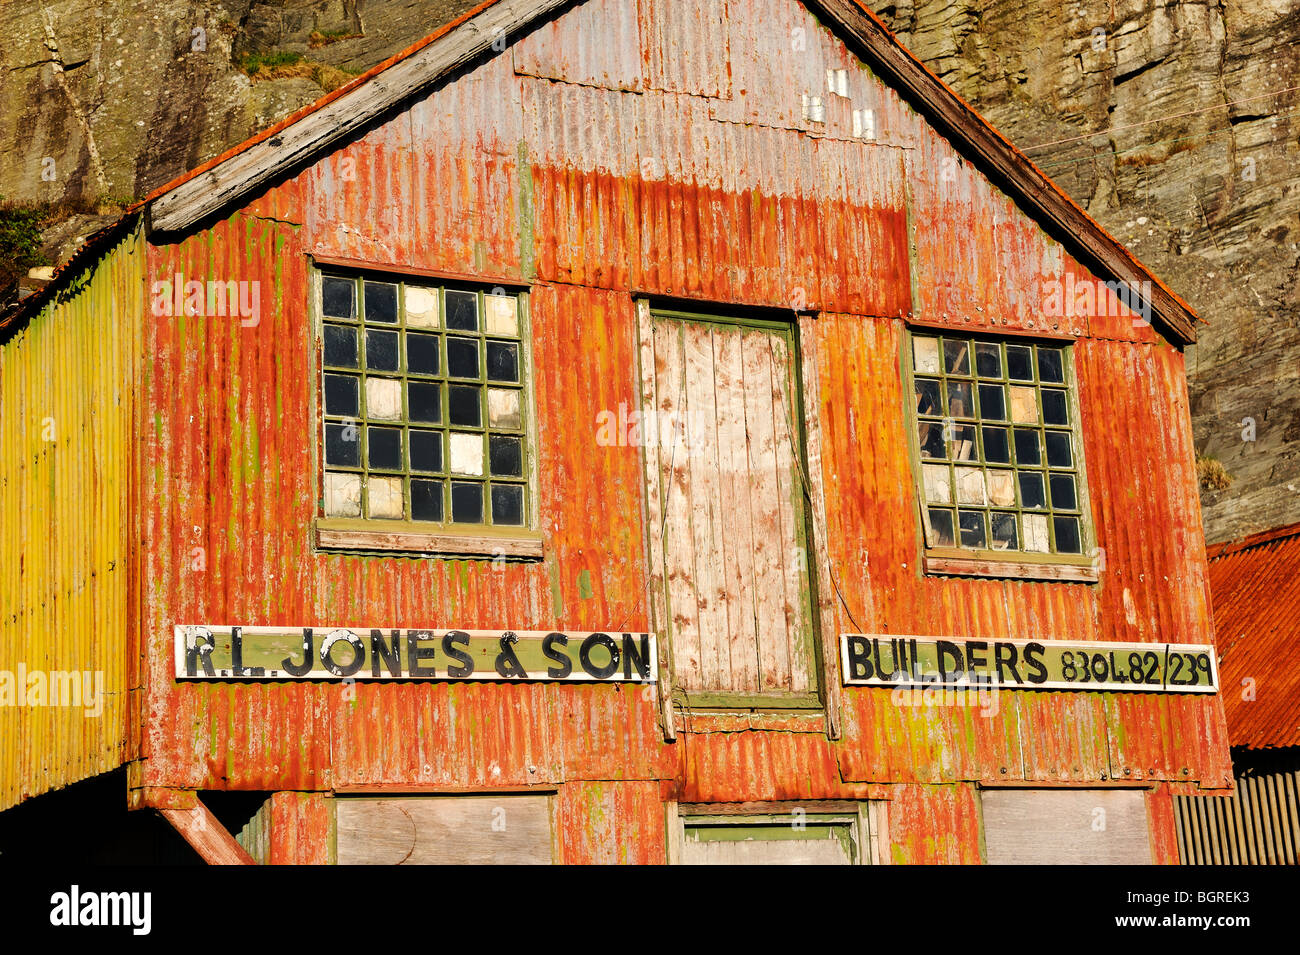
xmin=317 ymin=272 xmax=529 ymax=530
xmin=909 ymin=331 xmax=1087 ymax=557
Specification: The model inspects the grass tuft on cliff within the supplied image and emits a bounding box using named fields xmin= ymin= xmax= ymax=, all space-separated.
xmin=1196 ymin=454 xmax=1234 ymax=492
xmin=239 ymin=50 xmax=359 ymax=93
xmin=309 ymin=29 xmax=364 ymax=49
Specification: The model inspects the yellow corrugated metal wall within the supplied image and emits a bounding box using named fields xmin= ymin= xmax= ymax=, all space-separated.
xmin=0 ymin=224 xmax=142 ymax=810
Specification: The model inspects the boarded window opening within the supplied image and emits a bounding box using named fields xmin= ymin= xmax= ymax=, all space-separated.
xmin=981 ymin=789 xmax=1152 ymax=865
xmin=334 ymin=795 xmax=553 ymax=865
xmin=642 ymin=309 xmax=820 ymax=708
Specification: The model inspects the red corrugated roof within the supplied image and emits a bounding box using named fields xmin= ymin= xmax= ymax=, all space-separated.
xmin=1207 ymin=522 xmax=1300 ymax=750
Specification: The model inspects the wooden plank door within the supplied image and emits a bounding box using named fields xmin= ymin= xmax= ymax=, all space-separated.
xmin=641 ymin=310 xmax=819 ymax=709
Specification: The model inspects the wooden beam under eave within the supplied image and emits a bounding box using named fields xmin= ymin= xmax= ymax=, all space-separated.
xmin=155 ymin=798 xmax=256 ymax=865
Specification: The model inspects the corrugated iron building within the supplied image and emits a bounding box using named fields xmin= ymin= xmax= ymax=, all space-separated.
xmin=1 ymin=0 xmax=1233 ymax=864
xmin=1174 ymin=523 xmax=1300 ymax=864
xmin=0 ymin=224 xmax=143 ymax=811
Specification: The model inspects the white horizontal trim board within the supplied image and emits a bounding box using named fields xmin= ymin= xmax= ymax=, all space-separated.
xmin=174 ymin=624 xmax=657 ymax=683
xmin=841 ymin=633 xmax=1219 ymax=693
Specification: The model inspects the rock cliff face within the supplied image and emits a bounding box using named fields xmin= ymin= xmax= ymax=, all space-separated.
xmin=1 ymin=1 xmax=477 ymax=201
xmin=3 ymin=0 xmax=1296 ymax=542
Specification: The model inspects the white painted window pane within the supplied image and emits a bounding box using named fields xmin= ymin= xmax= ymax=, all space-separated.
xmin=485 ymin=294 xmax=519 ymax=336
xmin=367 ymin=475 xmax=404 ymax=519
xmin=324 ymin=472 xmax=361 ymax=517
xmin=682 ymin=824 xmax=854 ymax=865
xmin=487 ymin=388 xmax=522 ymax=429
xmin=913 ymin=336 xmax=940 ymax=374
xmin=405 ymin=286 xmax=439 ymax=328
xmin=449 ymin=432 xmax=484 ymax=476
xmin=365 ymin=377 xmax=402 ymax=420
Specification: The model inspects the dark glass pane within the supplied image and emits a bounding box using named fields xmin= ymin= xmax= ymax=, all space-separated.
xmin=324 ymin=374 xmax=358 ymax=418
xmin=324 ymin=324 xmax=358 ymax=367
xmin=408 ymin=382 xmax=441 ymax=423
xmin=1019 ymin=472 xmax=1046 ymax=509
xmin=368 ymin=426 xmax=402 ymax=471
xmin=1038 ymin=348 xmax=1065 ymax=383
xmin=1045 ymin=431 xmax=1073 ymax=468
xmin=446 ymin=290 xmax=478 ymax=331
xmin=951 ymin=425 xmax=977 ymax=462
xmin=448 ymin=337 xmax=480 ymax=379
xmin=958 ymin=510 xmax=987 ymax=548
xmin=451 ymin=482 xmax=483 ymax=523
xmin=982 ymin=426 xmax=1010 ymax=463
xmin=491 ymin=484 xmax=524 ymax=525
xmin=411 ymin=479 xmax=443 ymax=522
xmin=1050 ymin=473 xmax=1077 ymax=511
xmin=1042 ymin=389 xmax=1068 ymax=425
xmin=978 ymin=384 xmax=1005 ymax=420
xmin=947 ymin=380 xmax=974 ymax=418
xmin=449 ymin=385 xmax=481 ymax=427
xmin=918 ymin=422 xmax=946 ymax=459
xmin=366 ymin=329 xmax=399 ymax=372
xmin=975 ymin=342 xmax=1002 ymax=378
xmin=915 ymin=378 xmax=941 ymax=416
xmin=322 ymin=277 xmax=355 ymax=319
xmin=486 ymin=341 xmax=519 ymax=383
xmin=943 ymin=339 xmax=970 ymax=375
xmin=406 ymin=333 xmax=440 ymax=376
xmin=489 ymin=435 xmax=523 ymax=477
xmin=991 ymin=512 xmax=1018 ymax=550
xmin=325 ymin=423 xmax=360 ymax=467
xmin=1014 ymin=428 xmax=1040 ymax=466
xmin=1006 ymin=345 xmax=1033 ymax=380
xmin=1053 ymin=516 xmax=1081 ymax=554
xmin=410 ymin=430 xmax=443 ymax=473
xmin=928 ymin=508 xmax=955 ymax=547
xmin=364 ymin=281 xmax=398 ymax=323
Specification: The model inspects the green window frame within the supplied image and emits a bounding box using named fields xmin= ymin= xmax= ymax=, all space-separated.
xmin=311 ymin=264 xmax=541 ymax=557
xmin=669 ymin=803 xmax=880 ymax=865
xmin=903 ymin=328 xmax=1097 ymax=580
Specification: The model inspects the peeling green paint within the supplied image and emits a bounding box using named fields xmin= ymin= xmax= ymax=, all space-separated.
xmin=577 ymin=569 xmax=593 ymax=600
xmin=548 ymin=557 xmax=563 ymax=619
xmin=516 ymin=141 xmax=535 ymax=281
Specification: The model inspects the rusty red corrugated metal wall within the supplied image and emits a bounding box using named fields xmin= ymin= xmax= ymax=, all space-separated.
xmin=132 ymin=0 xmax=1230 ymax=862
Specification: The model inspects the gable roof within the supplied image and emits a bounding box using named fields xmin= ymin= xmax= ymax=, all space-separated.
xmin=1207 ymin=522 xmax=1300 ymax=751
xmin=4 ymin=0 xmax=1200 ymax=345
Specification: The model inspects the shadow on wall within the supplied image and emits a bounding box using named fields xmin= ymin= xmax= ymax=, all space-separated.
xmin=0 ymin=769 xmax=201 ymax=865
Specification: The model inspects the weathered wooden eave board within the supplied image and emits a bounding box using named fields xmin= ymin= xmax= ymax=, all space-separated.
xmin=149 ymin=0 xmax=575 ymax=233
